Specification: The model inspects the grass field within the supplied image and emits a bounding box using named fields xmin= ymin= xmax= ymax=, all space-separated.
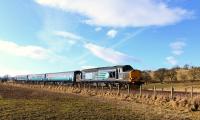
xmin=0 ymin=84 xmax=139 ymax=120
xmin=143 ymin=81 xmax=200 ymax=92
xmin=0 ymin=83 xmax=199 ymax=120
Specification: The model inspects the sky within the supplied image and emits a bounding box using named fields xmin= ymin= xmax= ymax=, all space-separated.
xmin=0 ymin=0 xmax=199 ymax=76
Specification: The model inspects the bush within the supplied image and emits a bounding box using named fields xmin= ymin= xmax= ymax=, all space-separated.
xmin=179 ymin=98 xmax=188 ymax=107
xmin=191 ymin=97 xmax=200 ymax=111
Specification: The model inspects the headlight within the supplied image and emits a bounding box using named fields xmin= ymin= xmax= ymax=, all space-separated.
xmin=129 ymin=70 xmax=141 ymax=82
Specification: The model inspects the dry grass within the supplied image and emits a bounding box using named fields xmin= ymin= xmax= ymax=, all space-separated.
xmin=143 ymin=81 xmax=200 ymax=92
xmin=1 ymin=82 xmax=200 ymax=119
xmin=192 ymin=96 xmax=200 ymax=111
xmin=0 ymin=84 xmax=141 ymax=120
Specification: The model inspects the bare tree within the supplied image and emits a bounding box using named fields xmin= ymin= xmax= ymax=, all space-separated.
xmin=183 ymin=64 xmax=190 ymax=70
xmin=189 ymin=67 xmax=200 ymax=81
xmin=179 ymin=73 xmax=188 ymax=82
xmin=2 ymin=75 xmax=9 ymax=82
xmin=141 ymin=71 xmax=152 ymax=83
xmin=166 ymin=69 xmax=177 ymax=82
xmin=173 ymin=65 xmax=181 ymax=70
xmin=154 ymin=68 xmax=167 ymax=83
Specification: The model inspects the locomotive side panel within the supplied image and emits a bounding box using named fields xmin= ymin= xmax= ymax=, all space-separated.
xmin=82 ymin=72 xmax=97 ymax=81
xmin=81 ymin=66 xmax=125 ymax=82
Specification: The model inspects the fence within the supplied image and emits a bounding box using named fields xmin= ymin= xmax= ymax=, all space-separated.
xmin=135 ymin=85 xmax=199 ymax=99
xmin=81 ymin=83 xmax=200 ymax=99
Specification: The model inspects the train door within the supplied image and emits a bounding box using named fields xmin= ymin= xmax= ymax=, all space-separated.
xmin=116 ymin=68 xmax=119 ymax=79
xmin=118 ymin=68 xmax=123 ymax=80
xmin=74 ymin=71 xmax=82 ymax=82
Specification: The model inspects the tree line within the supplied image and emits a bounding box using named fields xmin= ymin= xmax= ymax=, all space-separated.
xmin=0 ymin=75 xmax=9 ymax=82
xmin=140 ymin=64 xmax=200 ymax=83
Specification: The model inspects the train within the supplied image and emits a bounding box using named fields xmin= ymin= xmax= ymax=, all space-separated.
xmin=14 ymin=65 xmax=142 ymax=86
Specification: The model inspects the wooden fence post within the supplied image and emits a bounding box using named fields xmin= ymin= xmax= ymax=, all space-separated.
xmin=78 ymin=83 xmax=81 ymax=89
xmin=83 ymin=83 xmax=86 ymax=90
xmin=102 ymin=85 xmax=104 ymax=91
xmin=139 ymin=85 xmax=142 ymax=96
xmin=109 ymin=84 xmax=112 ymax=91
xmin=153 ymin=85 xmax=156 ymax=96
xmin=117 ymin=84 xmax=120 ymax=95
xmin=127 ymin=84 xmax=130 ymax=95
xmin=89 ymin=84 xmax=91 ymax=91
xmin=170 ymin=86 xmax=174 ymax=99
xmin=185 ymin=88 xmax=187 ymax=94
xmin=191 ymin=86 xmax=193 ymax=98
xmin=96 ymin=83 xmax=98 ymax=90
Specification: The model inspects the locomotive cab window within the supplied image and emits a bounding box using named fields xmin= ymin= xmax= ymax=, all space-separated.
xmin=109 ymin=72 xmax=115 ymax=78
xmin=122 ymin=65 xmax=133 ymax=72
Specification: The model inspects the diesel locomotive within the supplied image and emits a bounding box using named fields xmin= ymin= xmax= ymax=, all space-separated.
xmin=15 ymin=65 xmax=142 ymax=85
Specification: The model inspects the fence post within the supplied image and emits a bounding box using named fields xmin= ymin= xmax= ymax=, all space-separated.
xmin=161 ymin=88 xmax=164 ymax=92
xmin=185 ymin=88 xmax=187 ymax=94
xmin=96 ymin=83 xmax=98 ymax=91
xmin=101 ymin=85 xmax=104 ymax=92
xmin=83 ymin=83 xmax=86 ymax=90
xmin=109 ymin=84 xmax=112 ymax=91
xmin=78 ymin=83 xmax=81 ymax=90
xmin=89 ymin=83 xmax=91 ymax=91
xmin=139 ymin=85 xmax=142 ymax=96
xmin=191 ymin=86 xmax=193 ymax=98
xmin=153 ymin=85 xmax=156 ymax=96
xmin=117 ymin=84 xmax=120 ymax=95
xmin=127 ymin=84 xmax=130 ymax=95
xmin=170 ymin=86 xmax=174 ymax=99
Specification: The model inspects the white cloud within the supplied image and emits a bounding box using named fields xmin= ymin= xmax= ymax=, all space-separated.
xmin=52 ymin=30 xmax=141 ymax=65
xmin=170 ymin=41 xmax=186 ymax=55
xmin=172 ymin=50 xmax=184 ymax=56
xmin=54 ymin=31 xmax=82 ymax=40
xmin=95 ymin=27 xmax=102 ymax=32
xmin=36 ymin=0 xmax=191 ymax=27
xmin=0 ymin=40 xmax=52 ymax=60
xmin=170 ymin=41 xmax=186 ymax=50
xmin=54 ymin=31 xmax=86 ymax=45
xmin=84 ymin=43 xmax=139 ymax=64
xmin=107 ymin=29 xmax=118 ymax=38
xmin=166 ymin=56 xmax=177 ymax=65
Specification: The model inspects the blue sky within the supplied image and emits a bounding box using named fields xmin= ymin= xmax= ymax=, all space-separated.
xmin=0 ymin=0 xmax=199 ymax=75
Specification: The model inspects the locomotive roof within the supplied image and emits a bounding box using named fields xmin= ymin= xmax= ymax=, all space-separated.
xmin=81 ymin=65 xmax=132 ymax=72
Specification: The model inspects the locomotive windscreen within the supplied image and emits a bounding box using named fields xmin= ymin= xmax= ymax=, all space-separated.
xmin=122 ymin=65 xmax=133 ymax=72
